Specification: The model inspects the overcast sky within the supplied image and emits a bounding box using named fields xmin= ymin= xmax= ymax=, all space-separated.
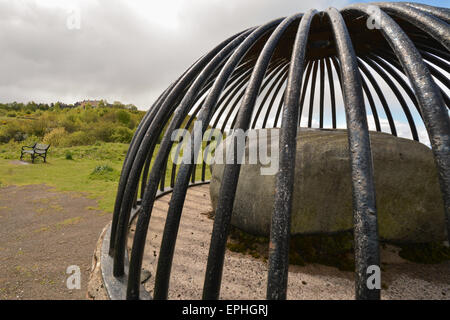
xmin=0 ymin=0 xmax=445 ymax=106
xmin=0 ymin=0 xmax=448 ymax=144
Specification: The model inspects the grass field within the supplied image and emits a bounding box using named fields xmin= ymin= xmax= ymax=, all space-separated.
xmin=0 ymin=141 xmax=211 ymax=213
xmin=0 ymin=142 xmax=129 ymax=213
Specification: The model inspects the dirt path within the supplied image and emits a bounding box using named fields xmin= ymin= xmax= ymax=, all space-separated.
xmin=0 ymin=184 xmax=112 ymax=299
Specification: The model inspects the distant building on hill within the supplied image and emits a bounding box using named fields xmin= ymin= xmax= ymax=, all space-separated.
xmin=73 ymin=100 xmax=137 ymax=110
xmin=74 ymin=100 xmax=104 ymax=108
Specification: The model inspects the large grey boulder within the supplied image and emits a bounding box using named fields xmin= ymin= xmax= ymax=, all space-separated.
xmin=209 ymin=128 xmax=446 ymax=243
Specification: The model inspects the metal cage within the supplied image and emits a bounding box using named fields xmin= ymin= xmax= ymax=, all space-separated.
xmin=101 ymin=2 xmax=450 ymax=300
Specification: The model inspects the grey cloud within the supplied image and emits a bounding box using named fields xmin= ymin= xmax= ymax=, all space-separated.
xmin=0 ymin=0 xmax=350 ymax=109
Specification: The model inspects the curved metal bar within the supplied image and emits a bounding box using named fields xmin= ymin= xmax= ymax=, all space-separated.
xmin=200 ymin=65 xmax=257 ymax=182
xmin=415 ymin=43 xmax=450 ymax=62
xmin=360 ymin=56 xmax=419 ymax=141
xmin=203 ymin=13 xmax=302 ymax=300
xmin=346 ymin=0 xmax=450 ymax=267
xmin=419 ymin=50 xmax=450 ymax=74
xmin=110 ymin=85 xmax=173 ymax=255
xmin=251 ymin=63 xmax=290 ymax=129
xmin=263 ymin=68 xmax=289 ymax=128
xmin=267 ymin=9 xmax=317 ymax=300
xmin=268 ymin=61 xmax=311 ymax=128
xmin=197 ymin=61 xmax=256 ymax=183
xmin=220 ymin=83 xmax=248 ymax=132
xmin=229 ymin=61 xmax=290 ymax=130
xmin=103 ymin=2 xmax=450 ymax=302
xmin=114 ymin=87 xmax=185 ymax=273
xmin=109 ymin=31 xmax=245 ymax=258
xmin=152 ymin=18 xmax=288 ymax=300
xmin=319 ymin=58 xmax=325 ymax=128
xmin=156 ymin=74 xmax=222 ymax=190
xmin=139 ymin=86 xmax=181 ymax=200
xmin=367 ymin=53 xmax=422 ymax=119
xmin=212 ymin=60 xmax=282 ymax=130
xmin=308 ymin=59 xmax=319 ymax=128
xmin=114 ymin=57 xmax=227 ymax=276
xmin=375 ymin=2 xmax=450 ymax=51
xmin=327 ymin=7 xmax=380 ymax=300
xmin=172 ymin=60 xmax=256 ymax=186
xmin=330 ymin=56 xmax=343 ymax=90
xmin=357 ymin=58 xmax=397 ymax=136
xmin=124 ymin=30 xmax=255 ymax=299
xmin=212 ymin=69 xmax=253 ymax=130
xmin=273 ymin=88 xmax=287 ymax=128
xmin=376 ymin=48 xmax=450 ymax=110
xmin=221 ymin=60 xmax=287 ymax=133
xmin=298 ymin=60 xmax=314 ymax=126
xmin=325 ymin=58 xmax=337 ymax=129
xmin=424 ymin=61 xmax=450 ymax=90
xmin=359 ymin=68 xmax=382 ymax=132
xmin=403 ymin=2 xmax=450 ymax=23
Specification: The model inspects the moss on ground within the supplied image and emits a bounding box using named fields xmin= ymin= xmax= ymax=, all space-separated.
xmin=226 ymin=225 xmax=355 ymax=271
xmin=225 ymin=222 xmax=450 ymax=270
xmin=289 ymin=232 xmax=355 ymax=271
xmin=399 ymin=242 xmax=450 ymax=264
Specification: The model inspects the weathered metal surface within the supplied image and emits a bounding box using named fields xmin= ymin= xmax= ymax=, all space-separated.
xmin=327 ymin=6 xmax=380 ymax=300
xmin=203 ymin=13 xmax=303 ymax=300
xmin=267 ymin=9 xmax=317 ymax=300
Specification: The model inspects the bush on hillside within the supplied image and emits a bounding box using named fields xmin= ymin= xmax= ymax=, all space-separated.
xmin=0 ymin=122 xmax=27 ymax=143
xmin=43 ymin=127 xmax=67 ymax=146
xmin=65 ymin=151 xmax=74 ymax=160
xmin=61 ymin=130 xmax=94 ymax=146
xmin=91 ymin=122 xmax=115 ymax=142
xmin=111 ymin=126 xmax=133 ymax=143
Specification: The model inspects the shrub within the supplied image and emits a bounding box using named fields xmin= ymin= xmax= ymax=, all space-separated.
xmin=61 ymin=130 xmax=94 ymax=146
xmin=65 ymin=151 xmax=74 ymax=160
xmin=116 ymin=110 xmax=131 ymax=126
xmin=111 ymin=126 xmax=133 ymax=143
xmin=0 ymin=122 xmax=25 ymax=143
xmin=28 ymin=118 xmax=49 ymax=137
xmin=89 ymin=164 xmax=119 ymax=181
xmin=92 ymin=164 xmax=113 ymax=174
xmin=127 ymin=118 xmax=136 ymax=129
xmin=79 ymin=109 xmax=99 ymax=123
xmin=91 ymin=122 xmax=115 ymax=142
xmin=43 ymin=127 xmax=67 ymax=146
xmin=13 ymin=131 xmax=27 ymax=142
xmin=6 ymin=112 xmax=16 ymax=117
xmin=61 ymin=114 xmax=80 ymax=133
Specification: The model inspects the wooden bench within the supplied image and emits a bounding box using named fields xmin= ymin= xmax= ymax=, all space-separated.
xmin=20 ymin=143 xmax=50 ymax=163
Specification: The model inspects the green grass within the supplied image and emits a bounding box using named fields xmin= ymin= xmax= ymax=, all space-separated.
xmin=0 ymin=141 xmax=211 ymax=214
xmin=0 ymin=142 xmax=129 ymax=213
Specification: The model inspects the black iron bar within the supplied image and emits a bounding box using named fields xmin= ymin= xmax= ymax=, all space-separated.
xmin=203 ymin=13 xmax=302 ymax=300
xmin=267 ymin=9 xmax=317 ymax=300
xmin=327 ymin=7 xmax=380 ymax=300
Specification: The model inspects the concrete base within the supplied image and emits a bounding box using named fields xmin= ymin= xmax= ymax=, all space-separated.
xmin=87 ymin=224 xmax=109 ymax=300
